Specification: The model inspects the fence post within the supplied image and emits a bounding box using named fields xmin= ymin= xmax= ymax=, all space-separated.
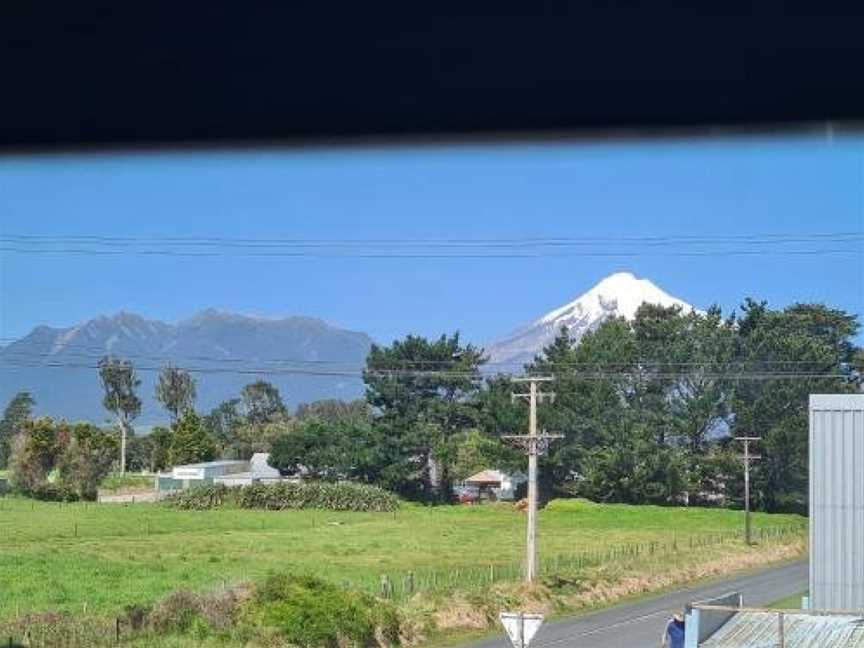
xmin=489 ymin=564 xmax=495 ymax=583
xmin=115 ymin=617 xmax=121 ymax=643
xmin=778 ymin=612 xmax=785 ymax=648
xmin=379 ymin=575 xmax=391 ymax=599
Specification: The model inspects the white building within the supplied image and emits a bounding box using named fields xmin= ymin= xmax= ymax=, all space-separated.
xmin=214 ymin=453 xmax=284 ymax=487
xmin=462 ymin=469 xmax=527 ymax=501
xmin=156 ymin=453 xmax=284 ymax=492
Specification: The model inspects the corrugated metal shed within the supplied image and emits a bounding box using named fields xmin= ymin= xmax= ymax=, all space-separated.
xmin=700 ymin=610 xmax=864 ymax=647
xmin=809 ymin=394 xmax=864 ymax=610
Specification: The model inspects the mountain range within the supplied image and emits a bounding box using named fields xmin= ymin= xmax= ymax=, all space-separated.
xmin=0 ymin=310 xmax=373 ymax=426
xmin=0 ymin=272 xmax=696 ymax=425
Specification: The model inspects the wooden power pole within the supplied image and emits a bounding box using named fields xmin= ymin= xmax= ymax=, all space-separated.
xmin=735 ymin=436 xmax=761 ymax=545
xmin=504 ymin=377 xmax=561 ymax=583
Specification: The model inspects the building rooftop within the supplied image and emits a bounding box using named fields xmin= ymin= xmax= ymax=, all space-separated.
xmin=465 ymin=469 xmax=507 ymax=484
xmin=173 ymin=459 xmax=248 ymax=469
xmin=700 ymin=609 xmax=864 ymax=647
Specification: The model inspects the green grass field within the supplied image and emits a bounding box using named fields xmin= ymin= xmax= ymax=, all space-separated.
xmin=0 ymin=496 xmax=804 ymax=619
xmin=98 ymin=473 xmax=156 ymax=493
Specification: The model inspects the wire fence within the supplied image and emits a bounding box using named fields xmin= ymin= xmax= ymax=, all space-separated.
xmin=361 ymin=521 xmax=807 ymax=601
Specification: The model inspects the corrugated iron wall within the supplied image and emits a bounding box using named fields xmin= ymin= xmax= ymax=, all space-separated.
xmin=810 ymin=394 xmax=864 ymax=610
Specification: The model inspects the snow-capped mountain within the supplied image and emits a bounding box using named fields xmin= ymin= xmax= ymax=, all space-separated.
xmin=485 ymin=272 xmax=697 ymax=369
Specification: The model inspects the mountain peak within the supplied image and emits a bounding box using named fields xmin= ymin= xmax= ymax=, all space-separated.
xmin=537 ymin=271 xmax=689 ymax=325
xmin=487 ymin=272 xmax=697 ymax=368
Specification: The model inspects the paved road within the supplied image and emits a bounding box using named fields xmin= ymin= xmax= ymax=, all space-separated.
xmin=468 ymin=560 xmax=807 ymax=648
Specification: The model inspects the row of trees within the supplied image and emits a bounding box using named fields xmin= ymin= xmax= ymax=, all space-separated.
xmin=1 ymin=298 xmax=859 ymax=511
xmin=267 ymin=299 xmax=859 ymax=511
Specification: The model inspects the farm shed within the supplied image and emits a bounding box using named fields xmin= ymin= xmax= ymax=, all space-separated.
xmin=687 ymin=606 xmax=864 ymax=647
xmin=809 ymin=393 xmax=864 ymax=610
xmin=214 ymin=453 xmax=283 ymax=487
xmin=156 ymin=459 xmax=249 ymax=492
xmin=463 ymin=469 xmax=526 ymax=501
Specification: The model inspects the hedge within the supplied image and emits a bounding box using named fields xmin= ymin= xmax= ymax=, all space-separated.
xmin=166 ymin=481 xmax=399 ymax=512
xmin=166 ymin=483 xmax=232 ymax=510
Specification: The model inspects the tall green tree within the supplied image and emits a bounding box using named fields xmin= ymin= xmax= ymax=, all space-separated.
xmin=155 ymin=364 xmax=197 ymax=422
xmin=57 ymin=423 xmax=118 ymax=500
xmin=149 ymin=426 xmax=174 ymax=472
xmin=98 ymin=356 xmax=141 ymax=474
xmin=523 ymin=319 xmax=643 ymax=500
xmin=203 ymin=398 xmax=245 ymax=456
xmin=269 ymin=417 xmax=386 ymax=482
xmin=169 ymin=410 xmax=217 ymax=466
xmin=8 ymin=417 xmax=63 ymax=493
xmin=731 ymin=300 xmax=859 ymax=512
xmin=295 ymin=399 xmax=370 ymax=423
xmin=0 ymin=391 xmax=35 ymax=468
xmin=364 ymin=333 xmax=485 ymax=500
xmin=240 ymin=380 xmax=288 ymax=425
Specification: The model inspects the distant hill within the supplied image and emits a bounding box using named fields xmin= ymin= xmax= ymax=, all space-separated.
xmin=0 ymin=309 xmax=373 ymax=426
xmin=485 ymin=272 xmax=699 ymax=369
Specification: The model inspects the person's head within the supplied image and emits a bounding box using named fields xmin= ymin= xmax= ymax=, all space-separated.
xmin=672 ymin=612 xmax=684 ymax=623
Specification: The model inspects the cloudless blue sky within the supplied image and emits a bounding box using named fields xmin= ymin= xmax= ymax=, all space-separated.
xmin=1 ymin=132 xmax=863 ymax=346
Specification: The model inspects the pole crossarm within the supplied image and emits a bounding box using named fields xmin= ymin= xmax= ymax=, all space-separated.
xmin=502 ymin=433 xmax=565 ymax=455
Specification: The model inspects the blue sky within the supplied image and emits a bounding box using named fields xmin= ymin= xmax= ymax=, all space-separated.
xmin=1 ymin=133 xmax=863 ymax=346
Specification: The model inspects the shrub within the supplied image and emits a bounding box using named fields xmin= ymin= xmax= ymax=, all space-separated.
xmin=165 ymin=481 xmax=400 ymax=512
xmin=148 ymin=590 xmax=203 ymax=633
xmin=57 ymin=423 xmax=118 ymax=500
xmin=29 ymin=482 xmax=80 ymax=502
xmin=165 ymin=484 xmax=233 ymax=510
xmin=247 ymin=572 xmax=401 ymax=647
xmin=136 ymin=585 xmax=249 ymax=635
xmin=237 ymin=481 xmax=399 ymax=512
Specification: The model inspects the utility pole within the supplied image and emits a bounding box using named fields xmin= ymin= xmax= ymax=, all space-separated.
xmin=735 ymin=436 xmax=761 ymax=545
xmin=504 ymin=376 xmax=561 ymax=583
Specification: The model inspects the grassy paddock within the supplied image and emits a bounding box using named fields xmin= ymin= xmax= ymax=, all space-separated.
xmin=0 ymin=495 xmax=804 ymax=619
xmin=98 ymin=474 xmax=156 ymax=494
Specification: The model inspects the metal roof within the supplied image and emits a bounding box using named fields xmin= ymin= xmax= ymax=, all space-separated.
xmin=465 ymin=469 xmax=506 ymax=484
xmin=700 ymin=610 xmax=864 ymax=647
xmin=173 ymin=460 xmax=248 ymax=469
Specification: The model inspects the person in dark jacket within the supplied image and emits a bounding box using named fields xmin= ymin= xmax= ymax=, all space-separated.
xmin=661 ymin=612 xmax=685 ymax=648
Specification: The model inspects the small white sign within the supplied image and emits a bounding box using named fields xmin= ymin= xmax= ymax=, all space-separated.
xmin=499 ymin=612 xmax=544 ymax=648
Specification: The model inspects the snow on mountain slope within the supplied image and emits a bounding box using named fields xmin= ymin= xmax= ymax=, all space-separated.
xmin=485 ymin=272 xmax=698 ymax=369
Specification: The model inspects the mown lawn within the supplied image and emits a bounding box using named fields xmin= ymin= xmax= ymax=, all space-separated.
xmin=0 ymin=495 xmax=804 ymax=618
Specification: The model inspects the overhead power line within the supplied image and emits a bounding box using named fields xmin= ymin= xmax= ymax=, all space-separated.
xmin=0 ymin=357 xmax=856 ymax=381
xmin=2 ymin=232 xmax=862 ymax=245
xmin=0 ymin=344 xmax=859 ymax=372
xmin=0 ymin=232 xmax=861 ymax=258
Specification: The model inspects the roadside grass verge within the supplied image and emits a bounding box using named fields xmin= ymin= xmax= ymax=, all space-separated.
xmin=768 ymin=591 xmax=806 ymax=609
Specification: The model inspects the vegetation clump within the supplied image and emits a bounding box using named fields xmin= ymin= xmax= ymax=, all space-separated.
xmin=237 ymin=481 xmax=399 ymax=512
xmin=165 ymin=480 xmax=400 ymax=512
xmin=245 ymin=572 xmax=402 ymax=647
